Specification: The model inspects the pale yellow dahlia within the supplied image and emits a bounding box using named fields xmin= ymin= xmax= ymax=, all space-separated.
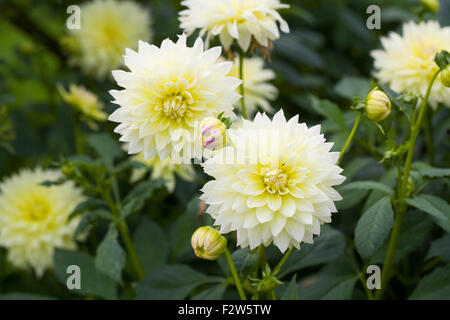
xmin=179 ymin=0 xmax=289 ymax=51
xmin=70 ymin=0 xmax=151 ymax=78
xmin=229 ymin=56 xmax=278 ymax=114
xmin=130 ymin=152 xmax=196 ymax=192
xmin=58 ymin=84 xmax=107 ymax=128
xmin=200 ymin=110 xmax=345 ymax=253
xmin=371 ymin=20 xmax=450 ymax=109
xmin=109 ymin=35 xmax=241 ymax=161
xmin=0 ymin=168 xmax=84 ymax=276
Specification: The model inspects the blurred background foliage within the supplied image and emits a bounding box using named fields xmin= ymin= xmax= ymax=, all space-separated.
xmin=0 ymin=0 xmax=449 ymax=300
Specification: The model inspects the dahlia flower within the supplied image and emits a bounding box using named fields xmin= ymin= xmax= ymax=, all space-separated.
xmin=229 ymin=56 xmax=278 ymax=114
xmin=109 ymin=35 xmax=241 ymax=162
xmin=179 ymin=0 xmax=289 ymax=51
xmin=371 ymin=21 xmax=450 ymax=109
xmin=200 ymin=110 xmax=345 ymax=252
xmin=58 ymin=84 xmax=107 ymax=128
xmin=0 ymin=168 xmax=84 ymax=276
xmin=69 ymin=0 xmax=151 ymax=78
xmin=130 ymin=152 xmax=196 ymax=192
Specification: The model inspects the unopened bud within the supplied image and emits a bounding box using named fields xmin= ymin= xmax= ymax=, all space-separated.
xmin=366 ymin=88 xmax=391 ymax=122
xmin=441 ymin=65 xmax=450 ymax=87
xmin=61 ymin=163 xmax=75 ymax=178
xmin=422 ymin=0 xmax=439 ymax=12
xmin=200 ymin=117 xmax=226 ymax=151
xmin=191 ymin=226 xmax=227 ymax=260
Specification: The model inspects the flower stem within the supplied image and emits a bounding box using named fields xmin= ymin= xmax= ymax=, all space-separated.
xmin=238 ymin=49 xmax=247 ymax=119
xmin=225 ymin=248 xmax=247 ymax=300
xmin=74 ymin=116 xmax=83 ymax=155
xmin=375 ymin=69 xmax=442 ymax=300
xmin=103 ymin=189 xmax=146 ymax=280
xmin=424 ymin=108 xmax=434 ymax=165
xmin=338 ymin=112 xmax=362 ymax=164
xmin=273 ymin=247 xmax=293 ymax=276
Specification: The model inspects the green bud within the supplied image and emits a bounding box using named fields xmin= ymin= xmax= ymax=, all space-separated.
xmin=441 ymin=65 xmax=450 ymax=87
xmin=421 ymin=0 xmax=440 ymax=12
xmin=365 ymin=88 xmax=391 ymax=122
xmin=191 ymin=226 xmax=227 ymax=260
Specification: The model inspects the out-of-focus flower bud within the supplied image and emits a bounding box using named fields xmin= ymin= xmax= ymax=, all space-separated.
xmin=422 ymin=0 xmax=440 ymax=12
xmin=365 ymin=88 xmax=391 ymax=122
xmin=441 ymin=65 xmax=450 ymax=87
xmin=191 ymin=226 xmax=227 ymax=260
xmin=200 ymin=117 xmax=227 ymax=151
xmin=61 ymin=163 xmax=76 ymax=178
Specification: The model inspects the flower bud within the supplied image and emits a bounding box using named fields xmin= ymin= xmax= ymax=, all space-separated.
xmin=191 ymin=226 xmax=227 ymax=260
xmin=200 ymin=117 xmax=227 ymax=150
xmin=421 ymin=0 xmax=439 ymax=12
xmin=365 ymin=88 xmax=391 ymax=122
xmin=441 ymin=65 xmax=450 ymax=87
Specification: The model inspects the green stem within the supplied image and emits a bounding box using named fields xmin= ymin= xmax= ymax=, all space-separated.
xmin=238 ymin=49 xmax=247 ymax=119
xmin=103 ymin=190 xmax=146 ymax=280
xmin=225 ymin=248 xmax=247 ymax=300
xmin=338 ymin=112 xmax=362 ymax=164
xmin=375 ymin=69 xmax=442 ymax=300
xmin=273 ymin=247 xmax=293 ymax=276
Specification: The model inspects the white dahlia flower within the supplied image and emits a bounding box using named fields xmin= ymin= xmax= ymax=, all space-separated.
xmin=371 ymin=20 xmax=450 ymax=109
xmin=0 ymin=168 xmax=84 ymax=276
xmin=130 ymin=152 xmax=196 ymax=192
xmin=109 ymin=35 xmax=241 ymax=161
xmin=179 ymin=0 xmax=289 ymax=51
xmin=229 ymin=56 xmax=278 ymax=114
xmin=70 ymin=0 xmax=151 ymax=78
xmin=200 ymin=110 xmax=345 ymax=253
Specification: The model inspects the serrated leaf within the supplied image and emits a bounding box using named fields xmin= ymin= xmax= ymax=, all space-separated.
xmin=405 ymin=195 xmax=450 ymax=232
xmin=309 ymin=96 xmax=347 ymax=133
xmin=409 ymin=266 xmax=450 ymax=300
xmin=412 ymin=162 xmax=450 ymax=179
xmin=87 ymin=133 xmax=123 ymax=167
xmin=300 ymin=275 xmax=357 ymax=300
xmin=355 ymin=197 xmax=394 ymax=259
xmin=54 ymin=249 xmax=117 ymax=299
xmin=120 ymin=179 xmax=164 ymax=220
xmin=95 ymin=224 xmax=126 ymax=283
xmin=341 ymin=181 xmax=394 ymax=196
xmin=231 ymin=248 xmax=259 ymax=280
xmin=427 ymin=234 xmax=450 ymax=262
xmin=135 ymin=265 xmax=223 ymax=300
xmin=133 ymin=217 xmax=169 ymax=271
xmin=280 ymin=275 xmax=300 ymax=300
xmin=279 ymin=227 xmax=346 ymax=278
xmin=334 ymin=76 xmax=371 ymax=100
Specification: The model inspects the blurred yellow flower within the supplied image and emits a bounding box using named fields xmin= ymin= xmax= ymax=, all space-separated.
xmin=179 ymin=0 xmax=289 ymax=51
xmin=69 ymin=0 xmax=151 ymax=78
xmin=372 ymin=21 xmax=450 ymax=109
xmin=130 ymin=152 xmax=196 ymax=192
xmin=229 ymin=56 xmax=278 ymax=115
xmin=0 ymin=168 xmax=84 ymax=277
xmin=58 ymin=84 xmax=107 ymax=128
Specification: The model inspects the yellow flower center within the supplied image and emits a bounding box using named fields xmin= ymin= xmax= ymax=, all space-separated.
xmin=23 ymin=198 xmax=51 ymax=222
xmin=263 ymin=169 xmax=288 ymax=194
xmin=162 ymin=96 xmax=187 ymax=121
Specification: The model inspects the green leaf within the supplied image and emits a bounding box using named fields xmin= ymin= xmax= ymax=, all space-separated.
xmin=405 ymin=195 xmax=450 ymax=232
xmin=135 ymin=265 xmax=223 ymax=300
xmin=231 ymin=248 xmax=259 ymax=280
xmin=434 ymin=50 xmax=450 ymax=69
xmin=371 ymin=210 xmax=433 ymax=264
xmin=279 ymin=227 xmax=346 ymax=278
xmin=309 ymin=96 xmax=347 ymax=133
xmin=355 ymin=197 xmax=394 ymax=259
xmin=54 ymin=249 xmax=117 ymax=299
xmin=334 ymin=76 xmax=371 ymax=100
xmin=95 ymin=224 xmax=126 ymax=283
xmin=191 ymin=284 xmax=228 ymax=300
xmin=120 ymin=180 xmax=164 ymax=220
xmin=0 ymin=293 xmax=56 ymax=300
xmin=280 ymin=275 xmax=300 ymax=300
xmin=409 ymin=266 xmax=450 ymax=300
xmin=133 ymin=217 xmax=169 ymax=271
xmin=300 ymin=275 xmax=357 ymax=300
xmin=427 ymin=234 xmax=450 ymax=262
xmin=341 ymin=181 xmax=394 ymax=196
xmin=87 ymin=133 xmax=123 ymax=167
xmin=412 ymin=162 xmax=450 ymax=179
xmin=169 ymin=196 xmax=202 ymax=260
